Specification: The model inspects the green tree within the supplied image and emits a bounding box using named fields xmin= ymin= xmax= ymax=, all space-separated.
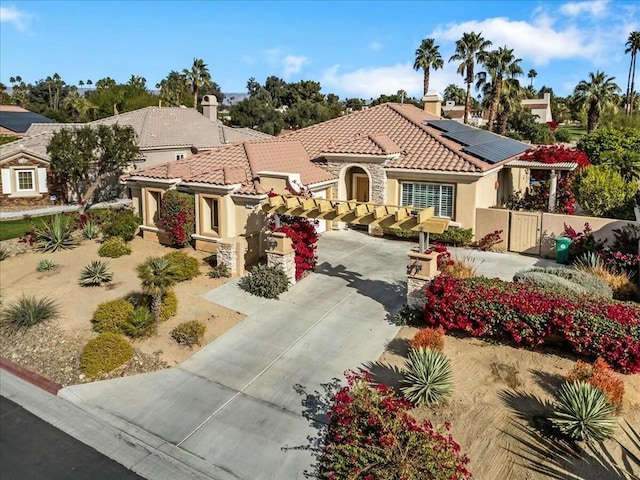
xmin=578 ymin=127 xmax=640 ymax=163
xmin=476 ymin=46 xmax=523 ymax=132
xmin=183 ymin=58 xmax=211 ymax=109
xmin=62 ymin=91 xmax=99 ymax=121
xmin=136 ymin=257 xmax=180 ymax=334
xmin=625 ymin=31 xmax=640 ymax=114
xmin=47 ymin=125 xmax=140 ymax=211
xmin=496 ymin=78 xmax=524 ymax=136
xmin=573 ymin=165 xmax=637 ymax=218
xmin=448 ymin=31 xmax=492 ymax=124
xmin=573 ymin=71 xmax=621 ymax=133
xmin=601 ymin=150 xmax=640 ymax=182
xmin=527 ymin=69 xmax=537 ymax=87
xmin=156 ymin=71 xmax=190 ymax=106
xmin=414 ymin=38 xmax=443 ymax=96
xmin=344 ymin=98 xmax=365 ymax=111
xmin=230 ymin=94 xmax=283 ymax=135
xmin=443 ymin=84 xmax=466 ymax=105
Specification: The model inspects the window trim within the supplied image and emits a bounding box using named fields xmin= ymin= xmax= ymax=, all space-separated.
xmin=175 ymin=153 xmax=186 ymax=161
xmin=400 ymin=181 xmax=455 ymax=219
xmin=16 ymin=169 xmax=36 ymax=192
xmin=144 ymin=188 xmax=164 ymax=228
xmin=198 ymin=194 xmax=222 ymax=238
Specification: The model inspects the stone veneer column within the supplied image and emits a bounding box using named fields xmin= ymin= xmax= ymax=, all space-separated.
xmin=406 ymin=251 xmax=440 ymax=309
xmin=217 ymin=239 xmax=239 ymax=276
xmin=266 ymin=232 xmax=296 ymax=285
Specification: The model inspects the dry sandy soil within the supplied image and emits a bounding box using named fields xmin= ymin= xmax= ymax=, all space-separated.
xmin=0 ymin=236 xmax=244 ymax=385
xmin=371 ymin=328 xmax=640 ymax=480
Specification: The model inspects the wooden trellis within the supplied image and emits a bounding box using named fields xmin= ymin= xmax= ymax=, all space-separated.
xmin=262 ymin=195 xmax=450 ymax=234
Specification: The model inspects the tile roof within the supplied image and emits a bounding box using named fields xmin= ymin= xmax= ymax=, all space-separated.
xmin=0 ymin=132 xmax=53 ymax=160
xmin=323 ymin=133 xmax=403 ymax=155
xmin=522 ymin=103 xmax=549 ymax=110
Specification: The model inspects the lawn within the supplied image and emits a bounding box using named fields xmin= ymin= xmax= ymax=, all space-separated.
xmin=557 ymin=124 xmax=587 ymax=140
xmin=0 ymin=209 xmax=112 ymax=242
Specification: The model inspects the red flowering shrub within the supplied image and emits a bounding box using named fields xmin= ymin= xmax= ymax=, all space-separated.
xmin=520 ymin=145 xmax=591 ymax=169
xmin=566 ymin=358 xmax=625 ymax=413
xmin=272 ymin=215 xmax=318 ymax=280
xmin=424 ymin=242 xmax=454 ymax=271
xmin=477 ymin=230 xmax=503 ymax=251
xmin=160 ymin=190 xmax=195 ymax=247
xmin=410 ymin=326 xmax=445 ymax=352
xmin=562 ymin=222 xmax=607 ymax=259
xmin=318 ymin=370 xmax=471 ymax=480
xmin=423 ymin=276 xmax=640 ymax=373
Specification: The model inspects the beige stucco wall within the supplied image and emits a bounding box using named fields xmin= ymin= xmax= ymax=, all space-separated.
xmin=136 ymin=147 xmax=198 ymax=169
xmin=474 ymin=208 xmax=510 ymax=251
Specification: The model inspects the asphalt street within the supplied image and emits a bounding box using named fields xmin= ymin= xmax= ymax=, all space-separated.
xmin=0 ymin=395 xmax=143 ymax=480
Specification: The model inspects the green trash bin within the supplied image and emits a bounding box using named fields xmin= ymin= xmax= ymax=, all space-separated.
xmin=555 ymin=237 xmax=572 ymax=264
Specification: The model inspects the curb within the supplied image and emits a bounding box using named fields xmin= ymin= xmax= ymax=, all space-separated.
xmin=0 ymin=357 xmax=62 ymax=395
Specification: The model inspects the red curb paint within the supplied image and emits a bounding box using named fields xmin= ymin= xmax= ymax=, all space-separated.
xmin=0 ymin=357 xmax=62 ymax=395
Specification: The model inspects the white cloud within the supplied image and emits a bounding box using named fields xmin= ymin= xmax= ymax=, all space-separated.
xmin=559 ymin=0 xmax=610 ymax=17
xmin=370 ymin=41 xmax=382 ymax=52
xmin=283 ymin=55 xmax=309 ymax=77
xmin=0 ymin=5 xmax=32 ymax=31
xmin=431 ymin=16 xmax=601 ymax=65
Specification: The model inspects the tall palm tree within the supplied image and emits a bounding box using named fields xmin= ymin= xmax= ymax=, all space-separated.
xmin=476 ymin=46 xmax=523 ymax=132
xmin=183 ymin=58 xmax=211 ymax=109
xmin=443 ymin=83 xmax=466 ymax=105
xmin=528 ymin=69 xmax=537 ymax=87
xmin=573 ymin=71 xmax=621 ymax=133
xmin=137 ymin=257 xmax=180 ymax=334
xmin=413 ymin=38 xmax=443 ymax=97
xmin=495 ymin=78 xmax=523 ymax=136
xmin=625 ymin=31 xmax=640 ymax=114
xmin=448 ymin=31 xmax=492 ymax=124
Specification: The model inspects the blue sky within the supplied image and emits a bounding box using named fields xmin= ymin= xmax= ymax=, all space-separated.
xmin=1 ymin=0 xmax=638 ymax=100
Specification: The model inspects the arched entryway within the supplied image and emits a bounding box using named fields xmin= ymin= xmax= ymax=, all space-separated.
xmin=339 ymin=165 xmax=370 ymax=202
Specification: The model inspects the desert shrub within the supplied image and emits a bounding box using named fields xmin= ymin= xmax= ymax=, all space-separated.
xmin=566 ymin=358 xmax=625 ymax=413
xmin=431 ymin=227 xmax=473 ymax=246
xmin=92 ymin=298 xmax=135 ymax=333
xmin=33 ymin=214 xmax=77 ymax=252
xmin=36 ymin=258 xmax=58 ymax=272
xmin=572 ymin=165 xmax=636 ymax=218
xmin=443 ymin=254 xmax=477 ymax=278
xmin=611 ymin=223 xmax=640 ymax=255
xmin=171 ymin=320 xmax=206 ymax=347
xmin=393 ymin=304 xmax=424 ymax=326
xmin=423 ymin=275 xmax=640 ymax=373
xmin=563 ymin=223 xmax=606 ymax=259
xmin=0 ymin=245 xmax=9 ymax=260
xmin=513 ymin=270 xmax=589 ymax=295
xmin=272 ymin=215 xmax=318 ymax=280
xmin=554 ymin=128 xmax=572 ymax=143
xmin=318 ymin=370 xmax=471 ymax=479
xmin=140 ymin=290 xmax=178 ymax=322
xmin=79 ymin=260 xmax=113 ymax=287
xmin=549 ymin=381 xmax=616 ymax=443
xmin=577 ymin=126 xmax=640 ymax=164
xmin=98 ymin=237 xmax=131 ymax=258
xmin=409 ymin=326 xmax=445 ymax=352
xmin=2 ymin=295 xmax=58 ymax=327
xmin=82 ymin=219 xmax=100 ymax=240
xmin=80 ymin=333 xmax=133 ymax=377
xmin=208 ymin=263 xmax=230 ymax=278
xmin=163 ymin=251 xmax=200 ymax=281
xmin=575 ymin=253 xmax=640 ymax=301
xmin=401 ymin=348 xmax=453 ymax=407
xmin=101 ymin=208 xmax=141 ymax=241
xmin=516 ymin=267 xmax=612 ymax=298
xmin=121 ymin=306 xmax=155 ymax=338
xmin=239 ymin=264 xmax=290 ymax=299
xmin=159 ymin=190 xmax=195 ymax=246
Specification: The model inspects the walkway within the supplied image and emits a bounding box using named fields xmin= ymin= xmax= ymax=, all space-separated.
xmin=0 ymin=198 xmax=132 ymax=220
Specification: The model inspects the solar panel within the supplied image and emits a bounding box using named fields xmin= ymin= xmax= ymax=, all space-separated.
xmin=424 ymin=120 xmax=469 ymax=133
xmin=0 ymin=112 xmax=53 ymax=134
xmin=463 ymin=139 xmax=530 ymax=164
xmin=443 ymin=129 xmax=495 ymax=146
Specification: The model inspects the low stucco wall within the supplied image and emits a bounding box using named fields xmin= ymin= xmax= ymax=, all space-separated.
xmin=474 ymin=208 xmax=509 ymax=252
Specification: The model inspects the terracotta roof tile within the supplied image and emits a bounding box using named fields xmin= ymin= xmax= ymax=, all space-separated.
xmin=522 ymin=103 xmax=549 ymax=110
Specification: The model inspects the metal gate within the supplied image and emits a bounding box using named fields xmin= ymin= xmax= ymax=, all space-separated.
xmin=509 ymin=211 xmax=542 ymax=255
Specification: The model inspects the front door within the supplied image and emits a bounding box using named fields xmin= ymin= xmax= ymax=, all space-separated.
xmin=355 ymin=175 xmax=369 ymax=202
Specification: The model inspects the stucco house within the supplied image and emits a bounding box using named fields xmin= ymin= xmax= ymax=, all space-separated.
xmin=0 ymin=97 xmax=271 ymax=208
xmin=520 ymin=92 xmax=553 ymax=124
xmin=124 ymin=97 xmax=532 ymax=264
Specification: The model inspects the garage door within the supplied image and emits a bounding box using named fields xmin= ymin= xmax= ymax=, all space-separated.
xmin=312 ymin=191 xmax=327 ymax=234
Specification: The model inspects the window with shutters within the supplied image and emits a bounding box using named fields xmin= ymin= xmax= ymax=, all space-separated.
xmin=16 ymin=170 xmax=35 ymax=192
xmin=400 ymin=182 xmax=454 ymax=218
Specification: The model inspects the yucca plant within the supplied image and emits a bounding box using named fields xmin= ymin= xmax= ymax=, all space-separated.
xmin=83 ymin=219 xmax=101 ymax=240
xmin=79 ymin=260 xmax=113 ymax=287
xmin=36 ymin=258 xmax=58 ymax=272
xmin=550 ymin=381 xmax=616 ymax=442
xmin=34 ymin=214 xmax=77 ymax=252
xmin=121 ymin=306 xmax=155 ymax=338
xmin=2 ymin=295 xmax=59 ymax=327
xmin=401 ymin=347 xmax=453 ymax=406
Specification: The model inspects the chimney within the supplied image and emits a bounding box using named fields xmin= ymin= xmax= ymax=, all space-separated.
xmin=422 ymin=91 xmax=443 ymax=117
xmin=543 ymin=92 xmax=551 ymax=103
xmin=201 ymin=95 xmax=218 ymax=122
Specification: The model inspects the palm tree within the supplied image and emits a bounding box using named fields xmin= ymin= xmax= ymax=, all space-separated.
xmin=602 ymin=150 xmax=640 ymax=182
xmin=476 ymin=46 xmax=523 ymax=132
xmin=137 ymin=257 xmax=180 ymax=334
xmin=443 ymin=84 xmax=466 ymax=105
xmin=625 ymin=31 xmax=640 ymax=114
xmin=448 ymin=31 xmax=492 ymax=124
xmin=528 ymin=69 xmax=537 ymax=87
xmin=183 ymin=58 xmax=211 ymax=109
xmin=62 ymin=92 xmax=98 ymax=121
xmin=495 ymin=79 xmax=523 ymax=136
xmin=413 ymin=38 xmax=443 ymax=97
xmin=573 ymin=71 xmax=621 ymax=133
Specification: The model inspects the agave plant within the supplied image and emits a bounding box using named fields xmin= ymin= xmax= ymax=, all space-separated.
xmin=0 ymin=245 xmax=9 ymax=261
xmin=2 ymin=295 xmax=59 ymax=327
xmin=34 ymin=214 xmax=77 ymax=252
xmin=79 ymin=260 xmax=113 ymax=287
xmin=401 ymin=347 xmax=453 ymax=406
xmin=83 ymin=219 xmax=101 ymax=240
xmin=550 ymin=381 xmax=616 ymax=442
xmin=573 ymin=251 xmax=606 ymax=271
xmin=36 ymin=258 xmax=58 ymax=272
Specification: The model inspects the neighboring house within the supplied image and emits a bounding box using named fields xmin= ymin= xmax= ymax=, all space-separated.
xmin=0 ymin=96 xmax=271 ymax=209
xmin=0 ymin=105 xmax=53 ymax=137
xmin=443 ymin=92 xmax=553 ymax=126
xmin=441 ymin=101 xmax=486 ymax=127
xmin=520 ymin=92 xmax=553 ymax=124
xmin=0 ymin=133 xmax=52 ymax=208
xmin=125 ymin=96 xmax=531 ymax=264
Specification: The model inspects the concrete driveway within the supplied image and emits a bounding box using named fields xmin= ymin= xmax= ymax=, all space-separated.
xmin=59 ymin=229 xmax=556 ymax=479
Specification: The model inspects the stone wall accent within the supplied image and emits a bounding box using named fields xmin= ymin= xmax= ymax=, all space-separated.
xmin=217 ymin=239 xmax=239 ymax=276
xmin=407 ymin=276 xmax=432 ymax=309
xmin=324 ymin=161 xmax=388 ymax=204
xmin=0 ymin=157 xmax=51 ymax=209
xmin=267 ymin=250 xmax=296 ymax=285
